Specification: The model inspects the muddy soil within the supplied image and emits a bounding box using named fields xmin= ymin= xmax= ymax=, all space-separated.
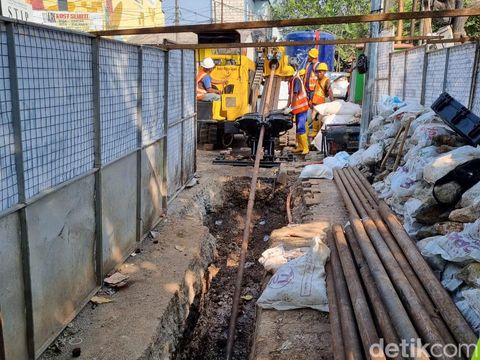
xmin=174 ymin=178 xmax=287 ymax=360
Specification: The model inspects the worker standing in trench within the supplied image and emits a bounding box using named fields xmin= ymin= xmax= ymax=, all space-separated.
xmin=196 ymin=57 xmax=227 ymax=120
xmin=309 ymin=62 xmax=334 ymax=143
xmin=284 ymin=65 xmax=310 ymax=155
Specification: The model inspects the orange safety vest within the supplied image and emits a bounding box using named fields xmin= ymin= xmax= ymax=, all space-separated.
xmin=312 ymin=77 xmax=330 ymax=105
xmin=303 ymin=61 xmax=319 ymax=92
xmin=196 ymin=70 xmax=209 ymax=100
xmin=289 ymin=75 xmax=309 ymax=115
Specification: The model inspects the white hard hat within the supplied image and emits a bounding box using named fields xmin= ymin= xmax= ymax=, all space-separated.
xmin=201 ymin=57 xmax=215 ymax=69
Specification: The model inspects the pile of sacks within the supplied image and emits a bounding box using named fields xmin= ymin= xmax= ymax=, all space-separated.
xmin=347 ymin=95 xmax=480 ymax=332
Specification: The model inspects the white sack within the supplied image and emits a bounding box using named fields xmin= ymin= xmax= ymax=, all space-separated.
xmin=361 ymin=143 xmax=384 ymax=166
xmin=257 ymin=237 xmax=330 ymax=311
xmin=377 ymin=95 xmax=406 ymax=117
xmin=348 ymin=149 xmax=365 ymax=167
xmin=441 ymin=263 xmax=464 ymax=292
xmin=258 ymin=245 xmax=309 ymax=273
xmin=455 ymin=288 xmax=480 ymax=333
xmin=410 ymin=123 xmax=454 ymax=147
xmin=409 ymin=110 xmax=441 ymax=133
xmin=390 ymin=167 xmax=419 ymax=198
xmin=389 ymin=103 xmax=424 ymax=119
xmin=300 ymin=164 xmax=333 ymax=180
xmin=423 ymin=146 xmax=480 ymax=184
xmin=419 ymin=219 xmax=480 ymax=263
xmin=368 ymin=116 xmax=386 ymax=133
xmin=314 ymin=100 xmax=361 ymax=116
xmin=461 ymin=181 xmax=480 ymax=208
xmin=323 ymin=151 xmax=350 ymax=170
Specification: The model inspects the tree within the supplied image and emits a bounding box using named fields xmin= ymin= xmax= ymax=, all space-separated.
xmin=271 ymin=0 xmax=371 ymax=63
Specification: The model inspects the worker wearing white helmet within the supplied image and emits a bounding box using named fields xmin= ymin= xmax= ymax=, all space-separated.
xmin=196 ymin=57 xmax=226 ymax=102
xmin=197 ymin=57 xmax=227 ymax=120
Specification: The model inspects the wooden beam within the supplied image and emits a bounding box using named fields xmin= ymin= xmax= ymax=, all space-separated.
xmin=91 ymin=8 xmax=480 ymax=36
xmin=155 ymin=35 xmax=477 ymax=49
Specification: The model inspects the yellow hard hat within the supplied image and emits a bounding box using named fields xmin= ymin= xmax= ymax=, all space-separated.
xmin=299 ymin=69 xmax=306 ymax=76
xmin=284 ymin=66 xmax=295 ymax=77
xmin=308 ymin=48 xmax=319 ymax=58
xmin=315 ymin=62 xmax=329 ymax=72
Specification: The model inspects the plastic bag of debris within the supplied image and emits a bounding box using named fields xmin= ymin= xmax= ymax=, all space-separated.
xmin=377 ymin=96 xmax=405 ymax=117
xmin=403 ymin=198 xmax=423 ymax=236
xmin=409 ymin=110 xmax=441 ymax=133
xmin=390 ymin=167 xmax=419 ymax=198
xmin=300 ymin=164 xmax=333 ymax=180
xmin=313 ymin=100 xmax=361 ymax=117
xmin=423 ymin=146 xmax=480 ymax=184
xmin=257 ymin=237 xmax=330 ymax=311
xmin=389 ymin=103 xmax=424 ymax=119
xmin=410 ymin=124 xmax=454 ymax=148
xmin=460 ymin=181 xmax=480 ymax=208
xmin=348 ymin=149 xmax=365 ymax=167
xmin=368 ymin=115 xmax=386 ymax=133
xmin=419 ymin=219 xmax=480 ymax=263
xmin=455 ymin=288 xmax=480 ymax=333
xmin=323 ymin=151 xmax=350 ymax=170
xmin=370 ymin=122 xmax=402 ymax=143
xmin=361 ymin=143 xmax=384 ymax=166
xmin=258 ymin=245 xmax=310 ymax=273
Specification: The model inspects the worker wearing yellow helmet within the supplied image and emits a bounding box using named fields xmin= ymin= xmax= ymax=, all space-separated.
xmin=303 ymin=48 xmax=319 ymax=102
xmin=283 ymin=66 xmax=310 ymax=155
xmin=309 ymin=62 xmax=334 ymax=139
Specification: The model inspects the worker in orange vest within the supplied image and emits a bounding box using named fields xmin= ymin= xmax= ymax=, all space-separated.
xmin=309 ymin=62 xmax=334 ymax=140
xmin=284 ymin=66 xmax=310 ymax=155
xmin=197 ymin=57 xmax=227 ymax=120
xmin=303 ymin=48 xmax=319 ymax=102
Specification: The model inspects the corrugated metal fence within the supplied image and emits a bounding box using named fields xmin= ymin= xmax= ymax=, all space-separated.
xmin=374 ymin=41 xmax=480 ymax=111
xmin=0 ymin=18 xmax=196 ymax=360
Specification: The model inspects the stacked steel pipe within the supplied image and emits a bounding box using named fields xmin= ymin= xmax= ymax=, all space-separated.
xmin=326 ymin=167 xmax=477 ymax=360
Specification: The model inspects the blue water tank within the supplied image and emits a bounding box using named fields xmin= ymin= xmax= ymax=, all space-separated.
xmin=285 ymin=31 xmax=336 ymax=71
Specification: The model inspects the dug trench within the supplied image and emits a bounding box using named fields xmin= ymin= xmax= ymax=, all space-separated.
xmin=174 ymin=178 xmax=288 ymax=360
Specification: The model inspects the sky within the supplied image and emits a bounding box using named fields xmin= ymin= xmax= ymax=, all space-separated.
xmin=162 ymin=0 xmax=212 ymax=25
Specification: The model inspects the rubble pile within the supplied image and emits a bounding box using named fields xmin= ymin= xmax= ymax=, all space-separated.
xmin=348 ymin=96 xmax=480 ymax=333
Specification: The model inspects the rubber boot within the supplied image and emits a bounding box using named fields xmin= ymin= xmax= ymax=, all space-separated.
xmin=292 ymin=134 xmax=303 ymax=153
xmin=310 ymin=118 xmax=320 ymax=138
xmin=212 ymin=100 xmax=226 ymax=120
xmin=299 ymin=133 xmax=310 ymax=155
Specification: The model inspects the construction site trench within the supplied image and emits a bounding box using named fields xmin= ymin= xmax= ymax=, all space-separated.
xmin=174 ymin=178 xmax=288 ymax=360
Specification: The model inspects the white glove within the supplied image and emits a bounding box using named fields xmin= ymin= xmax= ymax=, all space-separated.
xmin=283 ymin=106 xmax=292 ymax=115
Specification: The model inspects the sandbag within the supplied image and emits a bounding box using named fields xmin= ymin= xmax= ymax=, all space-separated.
xmin=299 ymin=164 xmax=333 ymax=180
xmin=390 ymin=168 xmax=419 ymax=198
xmin=419 ymin=219 xmax=480 ymax=263
xmin=389 ymin=103 xmax=424 ymax=119
xmin=377 ymin=95 xmax=405 ymax=117
xmin=455 ymin=288 xmax=480 ymax=333
xmin=368 ymin=116 xmax=386 ymax=133
xmin=409 ymin=110 xmax=440 ymax=133
xmin=348 ymin=149 xmax=365 ymax=167
xmin=460 ymin=181 xmax=480 ymax=208
xmin=361 ymin=143 xmax=384 ymax=166
xmin=323 ymin=151 xmax=350 ymax=171
xmin=410 ymin=124 xmax=454 ymax=148
xmin=257 ymin=237 xmax=330 ymax=311
xmin=423 ymin=146 xmax=480 ymax=184
xmin=313 ymin=100 xmax=361 ymax=117
xmin=258 ymin=245 xmax=309 ymax=274
xmin=441 ymin=263 xmax=464 ymax=292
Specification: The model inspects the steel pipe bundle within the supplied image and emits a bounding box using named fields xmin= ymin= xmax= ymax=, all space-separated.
xmin=327 ymin=167 xmax=477 ymax=360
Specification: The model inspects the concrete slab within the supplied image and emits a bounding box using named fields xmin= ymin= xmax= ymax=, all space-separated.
xmin=0 ymin=212 xmax=28 ymax=360
xmin=251 ymin=178 xmax=348 ymax=360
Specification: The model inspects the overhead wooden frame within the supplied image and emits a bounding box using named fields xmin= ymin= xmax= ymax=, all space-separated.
xmin=91 ymin=9 xmax=480 ymax=37
xmin=160 ymin=35 xmax=479 ymax=49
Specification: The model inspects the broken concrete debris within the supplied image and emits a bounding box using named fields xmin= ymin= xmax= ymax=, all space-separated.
xmin=104 ymin=272 xmax=129 ymax=288
xmin=90 ymin=296 xmax=113 ymax=305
